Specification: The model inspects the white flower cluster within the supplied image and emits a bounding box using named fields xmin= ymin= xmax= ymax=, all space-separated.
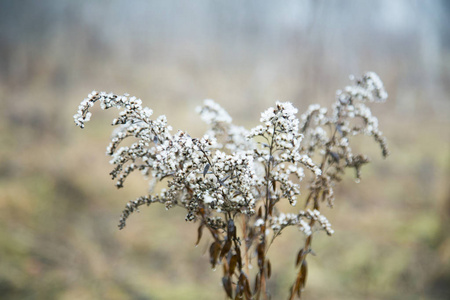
xmin=197 ymin=99 xmax=254 ymax=153
xmin=332 ymin=72 xmax=389 ymax=158
xmin=339 ymin=72 xmax=388 ymax=104
xmin=270 ymin=212 xmax=312 ymax=236
xmin=74 ymin=72 xmax=387 ymax=239
xmin=197 ymin=99 xmax=233 ymax=125
xmin=304 ymin=209 xmax=334 ymax=236
xmin=249 ymin=102 xmax=321 ymax=206
xmin=269 ymin=209 xmax=334 ymax=237
xmin=295 ymin=72 xmax=389 ymax=209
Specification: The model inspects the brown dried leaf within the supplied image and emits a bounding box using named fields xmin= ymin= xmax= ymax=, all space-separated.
xmin=222 ymin=276 xmax=233 ymax=299
xmin=228 ymin=219 xmax=236 ymax=238
xmin=292 ymin=259 xmax=308 ymax=298
xmin=235 ymin=283 xmax=243 ymax=299
xmin=209 ymin=241 xmax=221 ymax=268
xmin=235 ymin=245 xmax=242 ymax=270
xmin=266 ymin=259 xmax=271 ymax=279
xmin=229 ymin=254 xmax=238 ymax=276
xmin=195 ymin=223 xmax=204 ymax=246
xmin=296 ymin=248 xmax=305 ymax=267
xmin=220 ymin=239 xmax=232 ymax=260
xmin=300 ymin=259 xmax=308 ymax=289
xmin=257 ymin=243 xmax=265 ymax=269
xmin=223 ymin=263 xmax=228 ymax=276
xmin=234 ymin=293 xmax=240 ymax=300
xmin=241 ymin=272 xmax=252 ymax=300
xmin=235 ymin=275 xmax=244 ymax=299
xmin=254 ymin=273 xmax=261 ymax=295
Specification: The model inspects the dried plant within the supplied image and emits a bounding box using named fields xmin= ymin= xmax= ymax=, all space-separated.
xmin=74 ymin=72 xmax=388 ymax=299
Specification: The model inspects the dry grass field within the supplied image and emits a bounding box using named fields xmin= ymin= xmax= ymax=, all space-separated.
xmin=0 ymin=1 xmax=449 ymax=299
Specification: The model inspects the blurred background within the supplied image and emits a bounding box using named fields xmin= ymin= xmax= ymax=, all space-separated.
xmin=0 ymin=0 xmax=449 ymax=299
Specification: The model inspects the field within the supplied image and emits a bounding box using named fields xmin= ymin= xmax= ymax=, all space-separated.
xmin=0 ymin=1 xmax=449 ymax=299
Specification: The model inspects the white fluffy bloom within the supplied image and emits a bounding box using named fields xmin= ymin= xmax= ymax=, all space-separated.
xmin=197 ymin=99 xmax=232 ymax=124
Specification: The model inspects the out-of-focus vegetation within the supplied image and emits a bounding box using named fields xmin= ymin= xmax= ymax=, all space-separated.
xmin=0 ymin=0 xmax=449 ymax=299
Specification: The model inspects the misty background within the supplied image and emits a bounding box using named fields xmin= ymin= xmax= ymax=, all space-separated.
xmin=0 ymin=1 xmax=449 ymax=299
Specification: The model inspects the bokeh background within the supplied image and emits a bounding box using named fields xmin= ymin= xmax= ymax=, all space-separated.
xmin=1 ymin=1 xmax=449 ymax=299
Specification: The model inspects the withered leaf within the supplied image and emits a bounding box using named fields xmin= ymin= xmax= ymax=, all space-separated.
xmin=222 ymin=276 xmax=233 ymax=299
xmin=292 ymin=259 xmax=308 ymax=298
xmin=228 ymin=254 xmax=238 ymax=276
xmin=195 ymin=223 xmax=204 ymax=246
xmin=296 ymin=248 xmax=305 ymax=267
xmin=220 ymin=239 xmax=232 ymax=260
xmin=228 ymin=219 xmax=236 ymax=238
xmin=257 ymin=242 xmax=265 ymax=269
xmin=254 ymin=273 xmax=261 ymax=295
xmin=235 ymin=246 xmax=242 ymax=270
xmin=237 ymin=273 xmax=247 ymax=299
xmin=209 ymin=241 xmax=221 ymax=268
xmin=300 ymin=259 xmax=308 ymax=289
xmin=235 ymin=275 xmax=244 ymax=299
xmin=266 ymin=259 xmax=272 ymax=279
xmin=240 ymin=272 xmax=252 ymax=300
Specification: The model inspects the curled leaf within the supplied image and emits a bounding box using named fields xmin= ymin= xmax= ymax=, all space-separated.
xmin=195 ymin=223 xmax=204 ymax=246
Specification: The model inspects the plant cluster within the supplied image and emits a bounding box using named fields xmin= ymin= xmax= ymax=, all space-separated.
xmin=74 ymin=72 xmax=388 ymax=299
